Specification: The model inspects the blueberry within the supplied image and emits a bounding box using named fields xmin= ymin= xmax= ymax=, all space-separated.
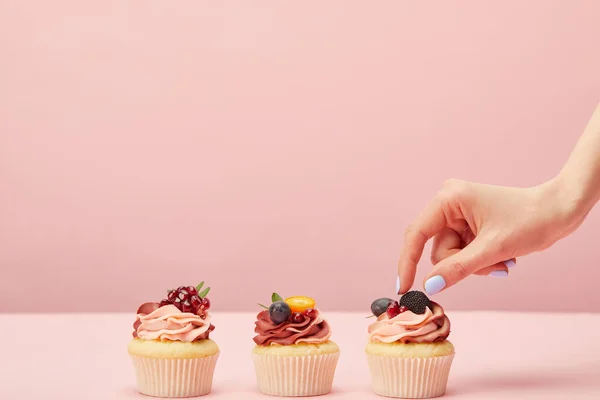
xmin=371 ymin=298 xmax=394 ymax=317
xmin=269 ymin=301 xmax=291 ymax=324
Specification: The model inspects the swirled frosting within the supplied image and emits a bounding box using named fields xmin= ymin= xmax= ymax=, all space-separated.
xmin=368 ymin=301 xmax=450 ymax=343
xmin=253 ymin=309 xmax=331 ymax=345
xmin=132 ymin=302 xmax=214 ymax=342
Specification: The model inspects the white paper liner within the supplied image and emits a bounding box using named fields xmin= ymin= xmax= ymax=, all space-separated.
xmin=130 ymin=353 xmax=219 ymax=397
xmin=366 ymin=353 xmax=454 ymax=398
xmin=252 ymin=352 xmax=340 ymax=397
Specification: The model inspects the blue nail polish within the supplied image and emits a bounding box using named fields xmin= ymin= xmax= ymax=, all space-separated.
xmin=503 ymin=259 xmax=516 ymax=268
xmin=425 ymin=276 xmax=446 ymax=295
xmin=396 ymin=276 xmax=401 ymax=294
xmin=489 ymin=270 xmax=509 ymax=277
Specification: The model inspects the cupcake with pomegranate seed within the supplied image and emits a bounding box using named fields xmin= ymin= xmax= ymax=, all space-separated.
xmin=366 ymin=291 xmax=454 ymax=398
xmin=128 ymin=282 xmax=219 ymax=398
xmin=252 ymin=293 xmax=340 ymax=397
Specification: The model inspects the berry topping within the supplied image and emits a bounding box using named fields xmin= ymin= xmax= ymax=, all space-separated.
xmin=370 ymin=297 xmax=394 ymax=317
xmin=200 ymin=297 xmax=211 ymax=311
xmin=399 ymin=291 xmax=431 ymax=314
xmin=158 ymin=282 xmax=211 ymax=315
xmin=285 ymin=296 xmax=316 ymax=313
xmin=177 ymin=290 xmax=189 ymax=301
xmin=173 ymin=298 xmax=183 ymax=311
xmin=182 ymin=301 xmax=193 ymax=313
xmin=291 ymin=312 xmax=304 ymax=324
xmin=186 ymin=286 xmax=197 ymax=296
xmin=386 ymin=301 xmax=401 ymax=319
xmin=269 ymin=301 xmax=291 ymax=325
xmin=190 ymin=295 xmax=202 ymax=309
xmin=159 ymin=299 xmax=170 ymax=307
xmin=303 ymin=308 xmax=317 ymax=319
xmin=399 ymin=305 xmax=408 ymax=313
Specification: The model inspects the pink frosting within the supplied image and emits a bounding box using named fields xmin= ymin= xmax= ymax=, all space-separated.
xmin=368 ymin=301 xmax=450 ymax=344
xmin=133 ymin=302 xmax=214 ymax=342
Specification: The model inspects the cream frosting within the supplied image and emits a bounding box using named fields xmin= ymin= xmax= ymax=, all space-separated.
xmin=368 ymin=301 xmax=450 ymax=343
xmin=133 ymin=303 xmax=213 ymax=342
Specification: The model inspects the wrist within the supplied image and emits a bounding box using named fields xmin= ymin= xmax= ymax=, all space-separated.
xmin=545 ymin=173 xmax=595 ymax=229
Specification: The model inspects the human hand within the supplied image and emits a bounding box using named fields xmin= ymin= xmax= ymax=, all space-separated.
xmin=397 ymin=177 xmax=586 ymax=295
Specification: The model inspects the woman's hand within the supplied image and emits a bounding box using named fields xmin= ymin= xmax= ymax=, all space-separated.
xmin=398 ymin=102 xmax=600 ymax=295
xmin=397 ymin=177 xmax=587 ymax=295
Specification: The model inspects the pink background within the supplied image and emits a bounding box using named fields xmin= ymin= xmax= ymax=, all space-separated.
xmin=1 ymin=1 xmax=599 ymax=313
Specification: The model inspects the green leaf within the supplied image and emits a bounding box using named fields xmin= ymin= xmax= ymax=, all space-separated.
xmin=271 ymin=293 xmax=283 ymax=303
xmin=198 ymin=286 xmax=211 ymax=298
xmin=366 ymin=315 xmax=376 ymax=319
xmin=196 ymin=281 xmax=205 ymax=292
xmin=257 ymin=303 xmax=269 ymax=309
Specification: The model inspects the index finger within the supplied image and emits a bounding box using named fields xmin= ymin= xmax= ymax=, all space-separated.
xmin=398 ymin=197 xmax=447 ymax=294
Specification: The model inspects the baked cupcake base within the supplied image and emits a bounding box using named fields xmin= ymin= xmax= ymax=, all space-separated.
xmin=252 ymin=341 xmax=340 ymax=397
xmin=128 ymin=338 xmax=220 ymax=398
xmin=366 ymin=341 xmax=454 ymax=399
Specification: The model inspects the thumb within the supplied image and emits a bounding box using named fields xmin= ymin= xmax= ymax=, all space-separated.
xmin=423 ymin=236 xmax=499 ymax=295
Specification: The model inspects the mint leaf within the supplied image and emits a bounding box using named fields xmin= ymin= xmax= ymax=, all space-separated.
xmin=257 ymin=303 xmax=269 ymax=309
xmin=198 ymin=287 xmax=211 ymax=298
xmin=196 ymin=281 xmax=205 ymax=292
xmin=271 ymin=293 xmax=283 ymax=303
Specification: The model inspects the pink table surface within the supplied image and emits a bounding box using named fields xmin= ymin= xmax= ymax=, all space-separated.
xmin=1 ymin=312 xmax=599 ymax=399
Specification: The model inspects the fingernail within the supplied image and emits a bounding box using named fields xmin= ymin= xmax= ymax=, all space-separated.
xmin=425 ymin=275 xmax=446 ymax=295
xmin=503 ymin=259 xmax=516 ymax=268
xmin=489 ymin=270 xmax=509 ymax=277
xmin=396 ymin=276 xmax=401 ymax=294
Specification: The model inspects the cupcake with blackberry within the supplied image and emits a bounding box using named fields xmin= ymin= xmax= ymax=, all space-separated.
xmin=252 ymin=293 xmax=340 ymax=396
xmin=366 ymin=291 xmax=454 ymax=398
xmin=128 ymin=282 xmax=219 ymax=397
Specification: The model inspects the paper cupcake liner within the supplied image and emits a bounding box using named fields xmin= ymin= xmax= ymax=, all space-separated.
xmin=252 ymin=352 xmax=340 ymax=397
xmin=366 ymin=353 xmax=454 ymax=399
xmin=130 ymin=353 xmax=219 ymax=398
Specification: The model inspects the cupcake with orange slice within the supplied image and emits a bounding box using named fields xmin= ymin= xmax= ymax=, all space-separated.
xmin=252 ymin=294 xmax=340 ymax=396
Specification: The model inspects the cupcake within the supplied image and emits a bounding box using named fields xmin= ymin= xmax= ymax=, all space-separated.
xmin=128 ymin=283 xmax=219 ymax=397
xmin=366 ymin=291 xmax=454 ymax=398
xmin=252 ymin=293 xmax=340 ymax=397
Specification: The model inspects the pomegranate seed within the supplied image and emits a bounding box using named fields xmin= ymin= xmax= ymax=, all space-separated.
xmin=190 ymin=295 xmax=202 ymax=309
xmin=173 ymin=298 xmax=183 ymax=311
xmin=177 ymin=286 xmax=186 ymax=292
xmin=291 ymin=312 xmax=304 ymax=324
xmin=167 ymin=290 xmax=177 ymax=301
xmin=200 ymin=297 xmax=211 ymax=311
xmin=186 ymin=286 xmax=197 ymax=295
xmin=399 ymin=305 xmax=408 ymax=314
xmin=386 ymin=301 xmax=401 ymax=319
xmin=159 ymin=299 xmax=170 ymax=307
xmin=182 ymin=301 xmax=193 ymax=313
xmin=178 ymin=291 xmax=189 ymax=301
xmin=303 ymin=308 xmax=317 ymax=319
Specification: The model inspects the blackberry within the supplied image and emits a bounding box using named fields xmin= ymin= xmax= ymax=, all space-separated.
xmin=399 ymin=291 xmax=431 ymax=314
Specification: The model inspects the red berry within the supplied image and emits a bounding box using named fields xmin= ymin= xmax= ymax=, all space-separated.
xmin=159 ymin=299 xmax=170 ymax=307
xmin=303 ymin=308 xmax=317 ymax=319
xmin=177 ymin=290 xmax=189 ymax=301
xmin=167 ymin=290 xmax=177 ymax=301
xmin=399 ymin=305 xmax=408 ymax=314
xmin=177 ymin=286 xmax=186 ymax=292
xmin=386 ymin=301 xmax=401 ymax=319
xmin=291 ymin=312 xmax=304 ymax=324
xmin=186 ymin=286 xmax=197 ymax=295
xmin=200 ymin=297 xmax=211 ymax=311
xmin=190 ymin=295 xmax=202 ymax=309
xmin=182 ymin=301 xmax=193 ymax=313
xmin=173 ymin=298 xmax=183 ymax=311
